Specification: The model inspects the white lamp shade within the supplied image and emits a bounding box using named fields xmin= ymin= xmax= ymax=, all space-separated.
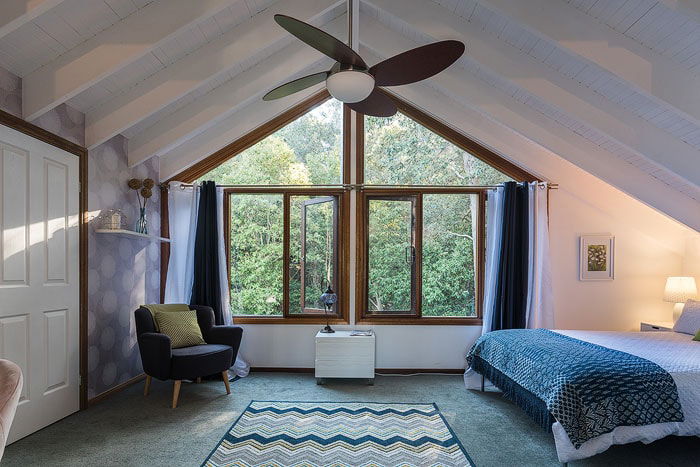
xmin=326 ymin=70 xmax=375 ymax=103
xmin=663 ymin=276 xmax=697 ymax=303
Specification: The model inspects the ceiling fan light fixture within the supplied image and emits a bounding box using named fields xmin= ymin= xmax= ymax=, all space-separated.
xmin=326 ymin=70 xmax=375 ymax=103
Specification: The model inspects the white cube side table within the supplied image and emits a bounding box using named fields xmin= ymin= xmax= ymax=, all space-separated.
xmin=315 ymin=330 xmax=375 ymax=385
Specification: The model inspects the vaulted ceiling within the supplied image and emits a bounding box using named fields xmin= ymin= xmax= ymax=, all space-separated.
xmin=2 ymin=0 xmax=699 ymax=230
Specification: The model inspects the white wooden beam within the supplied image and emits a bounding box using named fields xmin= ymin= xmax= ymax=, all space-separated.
xmin=357 ymin=34 xmax=700 ymax=231
xmin=365 ymin=0 xmax=700 ymax=187
xmin=385 ymin=79 xmax=700 ymax=240
xmin=86 ymin=0 xmax=342 ymax=150
xmin=127 ymin=17 xmax=343 ymax=166
xmin=0 ymin=0 xmax=66 ymax=40
xmin=479 ymin=0 xmax=700 ymax=127
xmin=22 ymin=0 xmax=243 ymax=121
xmin=159 ymin=86 xmax=321 ymax=181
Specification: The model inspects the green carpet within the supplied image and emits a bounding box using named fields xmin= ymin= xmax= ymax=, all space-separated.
xmin=3 ymin=373 xmax=697 ymax=466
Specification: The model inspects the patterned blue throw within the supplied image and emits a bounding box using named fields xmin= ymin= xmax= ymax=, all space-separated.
xmin=467 ymin=329 xmax=684 ymax=448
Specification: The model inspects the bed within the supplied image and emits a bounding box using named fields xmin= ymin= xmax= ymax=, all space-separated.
xmin=466 ymin=329 xmax=700 ymax=463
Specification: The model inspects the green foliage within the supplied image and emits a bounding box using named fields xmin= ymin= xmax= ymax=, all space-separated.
xmin=202 ymin=100 xmax=511 ymax=317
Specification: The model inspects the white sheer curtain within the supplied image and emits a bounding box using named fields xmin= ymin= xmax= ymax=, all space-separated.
xmin=164 ymin=182 xmax=199 ymax=304
xmin=217 ymin=187 xmax=249 ymax=377
xmin=525 ymin=182 xmax=554 ymax=329
xmin=481 ymin=186 xmax=504 ymax=336
xmin=164 ymin=182 xmax=249 ymax=378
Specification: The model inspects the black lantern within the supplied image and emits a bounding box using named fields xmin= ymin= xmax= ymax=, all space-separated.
xmin=319 ymin=285 xmax=337 ymax=333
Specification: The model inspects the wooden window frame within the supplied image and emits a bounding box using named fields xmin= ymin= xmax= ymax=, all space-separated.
xmin=162 ymin=91 xmax=352 ymax=324
xmin=356 ymin=187 xmax=486 ymax=325
xmin=354 ymin=91 xmax=538 ymax=325
xmin=160 ymin=88 xmax=539 ymax=327
xmin=224 ymin=187 xmax=350 ymax=325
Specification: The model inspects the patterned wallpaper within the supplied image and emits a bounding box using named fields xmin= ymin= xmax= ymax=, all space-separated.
xmin=0 ymin=66 xmax=161 ymax=399
xmin=87 ymin=136 xmax=160 ymax=398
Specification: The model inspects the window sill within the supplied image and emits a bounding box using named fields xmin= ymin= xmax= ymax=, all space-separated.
xmin=356 ymin=317 xmax=483 ymax=326
xmin=233 ymin=316 xmax=349 ymax=325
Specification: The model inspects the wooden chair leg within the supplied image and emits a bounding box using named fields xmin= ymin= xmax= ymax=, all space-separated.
xmin=172 ymin=380 xmax=182 ymax=408
xmin=222 ymin=371 xmax=231 ymax=395
xmin=144 ymin=375 xmax=151 ymax=396
xmin=196 ymin=377 xmax=202 ymax=384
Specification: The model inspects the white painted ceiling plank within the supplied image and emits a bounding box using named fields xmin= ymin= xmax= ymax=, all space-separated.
xmin=385 ymin=78 xmax=698 ymax=241
xmin=21 ymin=0 xmax=243 ymax=120
xmin=127 ymin=18 xmax=342 ymax=166
xmin=367 ymin=0 xmax=700 ymax=187
xmin=0 ymin=0 xmax=67 ymax=40
xmin=479 ymin=0 xmax=700 ymax=127
xmin=659 ymin=0 xmax=700 ymax=25
xmin=368 ymin=45 xmax=700 ymax=232
xmin=85 ymin=0 xmax=342 ymax=149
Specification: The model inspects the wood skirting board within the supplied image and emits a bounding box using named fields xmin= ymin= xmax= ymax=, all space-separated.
xmin=250 ymin=367 xmax=466 ymax=374
xmin=87 ymin=373 xmax=146 ymax=407
xmin=86 ymin=368 xmax=466 ymax=405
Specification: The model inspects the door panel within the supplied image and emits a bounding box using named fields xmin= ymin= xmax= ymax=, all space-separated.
xmin=1 ymin=145 xmax=29 ymax=285
xmin=0 ymin=126 xmax=80 ymax=443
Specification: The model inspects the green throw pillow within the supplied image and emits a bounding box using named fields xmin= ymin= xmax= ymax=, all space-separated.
xmin=694 ymin=329 xmax=700 ymax=342
xmin=155 ymin=310 xmax=206 ymax=349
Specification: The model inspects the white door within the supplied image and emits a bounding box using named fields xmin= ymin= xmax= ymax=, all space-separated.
xmin=0 ymin=124 xmax=80 ymax=443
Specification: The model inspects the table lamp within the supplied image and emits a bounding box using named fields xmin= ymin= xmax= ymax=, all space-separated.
xmin=664 ymin=276 xmax=697 ymax=322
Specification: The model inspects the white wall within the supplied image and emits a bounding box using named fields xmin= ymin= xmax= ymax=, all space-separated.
xmin=235 ymin=84 xmax=700 ymax=369
xmin=683 ymin=236 xmax=700 ymax=285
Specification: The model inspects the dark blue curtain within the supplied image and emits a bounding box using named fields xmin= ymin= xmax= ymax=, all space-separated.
xmin=190 ymin=181 xmax=224 ymax=325
xmin=490 ymin=181 xmax=529 ymax=331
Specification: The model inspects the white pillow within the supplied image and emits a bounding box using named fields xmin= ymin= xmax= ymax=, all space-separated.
xmin=673 ymin=300 xmax=700 ymax=335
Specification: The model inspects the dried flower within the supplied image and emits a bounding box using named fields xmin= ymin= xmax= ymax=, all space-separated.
xmin=141 ymin=187 xmax=153 ymax=199
xmin=143 ymin=178 xmax=155 ymax=189
xmin=128 ymin=178 xmax=142 ymax=190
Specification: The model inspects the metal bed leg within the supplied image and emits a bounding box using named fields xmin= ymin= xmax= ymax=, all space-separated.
xmin=480 ymin=374 xmax=485 ymax=392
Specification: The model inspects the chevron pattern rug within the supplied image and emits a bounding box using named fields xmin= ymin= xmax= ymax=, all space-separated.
xmin=203 ymin=401 xmax=474 ymax=467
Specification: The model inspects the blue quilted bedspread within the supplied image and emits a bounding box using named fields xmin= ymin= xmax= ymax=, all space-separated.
xmin=467 ymin=329 xmax=684 ymax=448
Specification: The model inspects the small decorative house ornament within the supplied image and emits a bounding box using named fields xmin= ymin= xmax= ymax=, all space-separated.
xmin=94 ymin=209 xmax=127 ymax=230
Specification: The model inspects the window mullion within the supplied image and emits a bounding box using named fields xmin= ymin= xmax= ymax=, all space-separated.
xmin=414 ymin=194 xmax=423 ymax=318
xmin=282 ymin=193 xmax=290 ymax=318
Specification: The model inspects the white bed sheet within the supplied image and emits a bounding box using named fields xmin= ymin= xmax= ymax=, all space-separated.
xmin=552 ymin=330 xmax=700 ymax=463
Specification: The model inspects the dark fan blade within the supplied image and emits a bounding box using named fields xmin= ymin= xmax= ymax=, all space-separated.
xmin=263 ymin=72 xmax=329 ymax=101
xmin=346 ymin=89 xmax=397 ymax=117
xmin=369 ymin=40 xmax=465 ymax=87
xmin=275 ymin=15 xmax=366 ymax=68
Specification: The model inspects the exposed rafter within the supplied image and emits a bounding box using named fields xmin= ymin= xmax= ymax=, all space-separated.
xmin=480 ymin=0 xmax=700 ymax=128
xmin=85 ymin=0 xmax=343 ymax=150
xmin=357 ymin=29 xmax=700 ymax=231
xmin=0 ymin=0 xmax=66 ymax=40
xmin=366 ymin=0 xmax=700 ymax=188
xmin=126 ymin=17 xmax=344 ymax=166
xmin=22 ymin=0 xmax=244 ymax=121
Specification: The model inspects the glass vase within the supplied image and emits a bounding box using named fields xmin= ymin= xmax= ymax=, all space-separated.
xmin=135 ymin=207 xmax=148 ymax=234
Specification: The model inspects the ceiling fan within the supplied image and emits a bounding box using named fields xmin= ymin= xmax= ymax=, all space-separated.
xmin=263 ymin=1 xmax=465 ymax=117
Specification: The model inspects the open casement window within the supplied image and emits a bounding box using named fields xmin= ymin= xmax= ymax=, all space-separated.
xmin=292 ymin=196 xmax=339 ymax=315
xmin=225 ymin=188 xmax=347 ymax=323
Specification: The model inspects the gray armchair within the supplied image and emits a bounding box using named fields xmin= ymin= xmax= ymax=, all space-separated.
xmin=134 ymin=305 xmax=243 ymax=408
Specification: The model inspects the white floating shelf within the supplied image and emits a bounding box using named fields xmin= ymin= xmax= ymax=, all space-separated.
xmin=95 ymin=229 xmax=170 ymax=243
